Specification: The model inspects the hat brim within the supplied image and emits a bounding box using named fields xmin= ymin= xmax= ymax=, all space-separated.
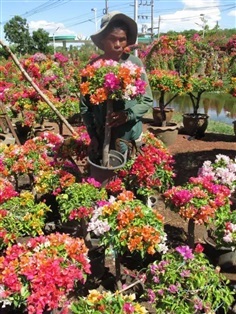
xmin=91 ymin=13 xmax=137 ymax=51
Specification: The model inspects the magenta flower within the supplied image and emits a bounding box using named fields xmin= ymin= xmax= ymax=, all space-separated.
xmin=135 ymin=78 xmax=147 ymax=94
xmin=168 ymin=284 xmax=179 ymax=293
xmin=148 ymin=289 xmax=156 ymax=303
xmin=123 ymin=303 xmax=135 ymax=313
xmin=175 ymin=245 xmax=194 ymax=260
xmin=180 ymin=269 xmax=191 ymax=277
xmin=171 ymin=189 xmax=193 ymax=206
xmin=104 ymin=73 xmax=120 ymax=90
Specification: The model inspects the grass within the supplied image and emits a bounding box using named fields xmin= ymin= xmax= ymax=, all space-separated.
xmin=143 ymin=111 xmax=235 ymax=136
xmin=172 ymin=112 xmax=235 ymax=136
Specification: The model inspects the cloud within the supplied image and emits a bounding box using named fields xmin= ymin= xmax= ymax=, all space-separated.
xmin=28 ymin=20 xmax=76 ymax=36
xmin=150 ymin=0 xmax=221 ymax=33
xmin=228 ymin=9 xmax=236 ymax=17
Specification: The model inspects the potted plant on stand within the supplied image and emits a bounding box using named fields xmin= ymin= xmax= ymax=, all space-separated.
xmin=0 ymin=191 xmax=51 ymax=250
xmin=182 ymin=75 xmax=224 ymax=138
xmin=56 ymin=178 xmax=107 ymax=244
xmin=115 ymin=131 xmax=175 ymax=201
xmin=0 ymin=233 xmax=91 ymax=313
xmin=198 ymin=153 xmax=236 ymax=209
xmin=87 ymin=190 xmax=168 ymax=289
xmin=79 ymin=58 xmax=147 ymax=182
xmin=144 ymin=244 xmax=235 ymax=313
xmin=147 ymin=69 xmax=187 ymax=145
xmin=163 ymin=175 xmax=231 ymax=248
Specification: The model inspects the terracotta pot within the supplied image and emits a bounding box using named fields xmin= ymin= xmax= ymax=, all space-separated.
xmin=148 ymin=122 xmax=179 ymax=146
xmin=34 ymin=125 xmax=55 ymax=137
xmin=182 ymin=113 xmax=209 ymax=137
xmin=152 ymin=107 xmax=174 ymax=126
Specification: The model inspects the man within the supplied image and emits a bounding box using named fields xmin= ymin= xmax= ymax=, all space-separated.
xmin=80 ymin=11 xmax=153 ymax=162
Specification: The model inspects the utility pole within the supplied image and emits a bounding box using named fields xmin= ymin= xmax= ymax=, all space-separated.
xmin=150 ymin=0 xmax=154 ymax=40
xmin=200 ymin=14 xmax=207 ymax=38
xmin=91 ymin=8 xmax=98 ymax=32
xmin=103 ymin=0 xmax=108 ymax=14
xmin=53 ymin=27 xmax=60 ymax=54
xmin=157 ymin=15 xmax=161 ymax=39
xmin=137 ymin=0 xmax=154 ymax=41
xmin=134 ymin=0 xmax=138 ymax=57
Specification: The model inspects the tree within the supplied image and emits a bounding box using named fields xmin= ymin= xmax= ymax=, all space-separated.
xmin=32 ymin=28 xmax=51 ymax=54
xmin=4 ymin=16 xmax=33 ymax=55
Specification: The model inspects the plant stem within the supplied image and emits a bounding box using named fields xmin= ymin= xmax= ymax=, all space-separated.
xmin=187 ymin=218 xmax=195 ymax=248
xmin=102 ymin=100 xmax=112 ymax=167
xmin=115 ymin=252 xmax=122 ymax=290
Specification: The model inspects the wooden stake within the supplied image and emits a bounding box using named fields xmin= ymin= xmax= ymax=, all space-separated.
xmin=102 ymin=99 xmax=112 ymax=167
xmin=0 ymin=40 xmax=77 ymax=136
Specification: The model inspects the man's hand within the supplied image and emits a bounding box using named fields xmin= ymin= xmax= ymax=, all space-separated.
xmin=108 ymin=111 xmax=129 ymax=127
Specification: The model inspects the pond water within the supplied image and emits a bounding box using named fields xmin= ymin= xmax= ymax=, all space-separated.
xmin=153 ymin=92 xmax=236 ymax=125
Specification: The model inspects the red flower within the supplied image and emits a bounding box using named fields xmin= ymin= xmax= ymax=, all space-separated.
xmin=194 ymin=243 xmax=204 ymax=253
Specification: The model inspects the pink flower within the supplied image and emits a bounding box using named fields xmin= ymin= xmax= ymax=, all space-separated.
xmin=175 ymin=245 xmax=194 ymax=260
xmin=123 ymin=303 xmax=135 ymax=313
xmin=168 ymin=284 xmax=179 ymax=293
xmin=104 ymin=73 xmax=120 ymax=90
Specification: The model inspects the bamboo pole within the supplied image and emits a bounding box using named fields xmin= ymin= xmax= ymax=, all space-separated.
xmin=0 ymin=40 xmax=77 ymax=136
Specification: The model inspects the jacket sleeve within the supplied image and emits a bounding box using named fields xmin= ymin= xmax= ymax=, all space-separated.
xmin=80 ymin=94 xmax=98 ymax=139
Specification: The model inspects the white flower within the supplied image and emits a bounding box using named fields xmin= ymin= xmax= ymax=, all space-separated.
xmin=0 ymin=285 xmax=12 ymax=308
xmin=223 ymin=232 xmax=233 ymax=243
xmin=87 ymin=218 xmax=110 ymax=236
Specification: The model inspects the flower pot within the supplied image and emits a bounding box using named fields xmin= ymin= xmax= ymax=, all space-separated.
xmin=233 ymin=121 xmax=236 ymax=137
xmin=34 ymin=124 xmax=55 ymax=137
xmin=15 ymin=121 xmax=32 ymax=137
xmin=56 ymin=220 xmax=85 ymax=238
xmin=88 ymin=149 xmax=126 ymax=184
xmin=148 ymin=122 xmax=179 ymax=146
xmin=230 ymin=192 xmax=236 ymax=211
xmin=204 ymin=230 xmax=236 ymax=272
xmin=182 ymin=113 xmax=209 ymax=137
xmin=88 ymin=244 xmax=106 ymax=279
xmin=152 ymin=107 xmax=174 ymax=126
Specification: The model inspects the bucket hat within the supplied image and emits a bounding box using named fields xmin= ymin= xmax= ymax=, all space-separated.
xmin=90 ymin=11 xmax=137 ymax=50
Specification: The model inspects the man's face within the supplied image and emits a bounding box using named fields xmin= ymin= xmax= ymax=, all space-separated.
xmin=101 ymin=28 xmax=128 ymax=60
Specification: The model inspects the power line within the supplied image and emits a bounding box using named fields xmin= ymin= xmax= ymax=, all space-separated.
xmin=22 ymin=0 xmax=72 ymax=18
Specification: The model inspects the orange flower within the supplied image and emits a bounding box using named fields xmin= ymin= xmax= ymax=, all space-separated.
xmin=90 ymin=88 xmax=107 ymax=105
xmin=80 ymin=64 xmax=95 ymax=78
xmin=117 ymin=190 xmax=134 ymax=202
xmin=80 ymin=81 xmax=90 ymax=95
xmin=154 ymin=210 xmax=165 ymax=223
xmin=118 ymin=67 xmax=132 ymax=85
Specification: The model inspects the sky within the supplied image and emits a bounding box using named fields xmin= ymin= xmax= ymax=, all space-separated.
xmin=0 ymin=0 xmax=235 ymax=42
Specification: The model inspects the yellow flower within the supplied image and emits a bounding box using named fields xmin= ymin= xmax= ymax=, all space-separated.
xmin=134 ymin=303 xmax=148 ymax=313
xmin=23 ymin=213 xmax=32 ymax=221
xmin=87 ymin=289 xmax=102 ymax=303
xmin=20 ymin=191 xmax=34 ymax=202
xmin=103 ymin=200 xmax=122 ymax=216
